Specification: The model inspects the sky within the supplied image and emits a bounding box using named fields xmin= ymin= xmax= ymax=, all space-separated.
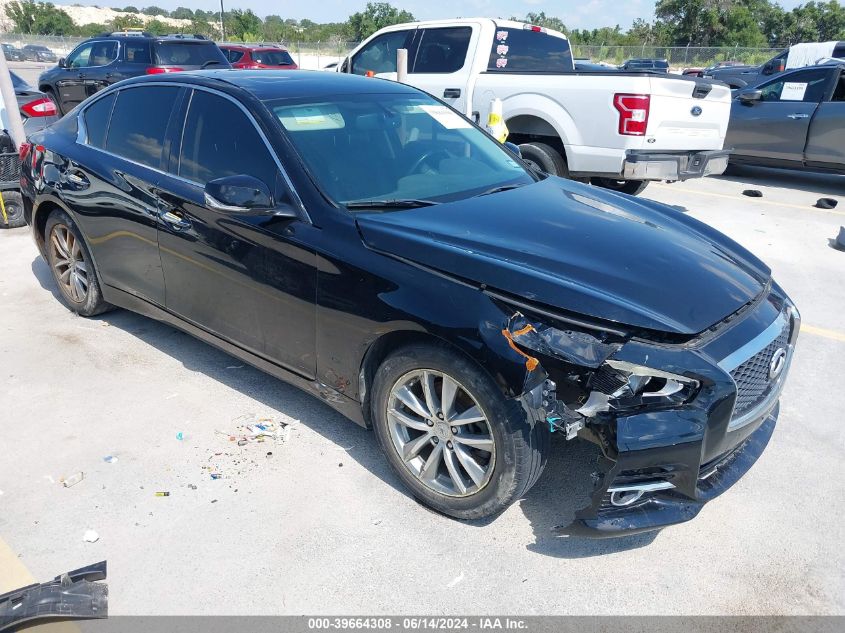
xmin=81 ymin=0 xmax=812 ymax=31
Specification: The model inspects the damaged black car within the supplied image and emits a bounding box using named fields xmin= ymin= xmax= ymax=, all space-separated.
xmin=21 ymin=71 xmax=799 ymax=536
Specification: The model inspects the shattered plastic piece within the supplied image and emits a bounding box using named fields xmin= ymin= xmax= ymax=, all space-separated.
xmin=154 ymin=492 xmax=170 ymax=497
xmin=501 ymin=323 xmax=540 ymax=371
xmin=102 ymin=456 xmax=118 ymax=464
xmin=210 ymin=473 xmax=222 ymax=480
xmin=266 ymin=452 xmax=273 ymax=458
xmin=176 ymin=432 xmax=184 ymax=441
xmin=505 ymin=312 xmax=621 ymax=368
xmin=188 ymin=484 xmax=197 ymax=490
xmin=237 ymin=439 xmax=247 ymax=447
xmin=61 ymin=472 xmax=85 ymax=488
xmin=576 ymin=391 xmax=613 ymax=417
xmin=0 ymin=560 xmax=108 ymax=631
xmin=83 ymin=530 xmax=99 ymax=543
xmin=835 ymin=226 xmax=845 ymax=250
xmin=815 ymin=197 xmax=838 ymax=209
xmin=742 ymin=189 xmax=763 ymax=197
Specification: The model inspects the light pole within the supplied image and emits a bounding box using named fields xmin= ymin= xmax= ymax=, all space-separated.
xmin=219 ymin=0 xmax=226 ymax=41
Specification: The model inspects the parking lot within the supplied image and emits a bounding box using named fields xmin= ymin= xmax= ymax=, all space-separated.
xmin=2 ymin=127 xmax=844 ymax=617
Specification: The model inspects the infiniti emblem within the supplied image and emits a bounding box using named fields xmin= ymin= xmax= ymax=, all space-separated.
xmin=769 ymin=348 xmax=787 ymax=380
xmin=691 ymin=106 xmax=703 ymax=117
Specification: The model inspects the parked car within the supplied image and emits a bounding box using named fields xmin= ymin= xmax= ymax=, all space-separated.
xmin=725 ymin=62 xmax=845 ymax=173
xmin=9 ymin=70 xmax=60 ymax=134
xmin=2 ymin=43 xmax=25 ymax=61
xmin=339 ymin=19 xmax=731 ymax=196
xmin=22 ymin=44 xmax=57 ymax=62
xmin=620 ymin=58 xmax=670 ymax=73
xmin=706 ymin=42 xmax=845 ymax=88
xmin=574 ymin=60 xmax=619 ymax=72
xmin=683 ymin=61 xmax=743 ymax=78
xmin=38 ymin=32 xmax=229 ymax=115
xmin=20 ymin=70 xmax=799 ymax=536
xmin=220 ymin=44 xmax=298 ymax=69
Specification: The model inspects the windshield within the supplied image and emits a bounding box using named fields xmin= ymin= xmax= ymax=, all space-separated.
xmin=252 ymin=49 xmax=295 ymax=66
xmin=267 ymin=92 xmax=534 ymax=207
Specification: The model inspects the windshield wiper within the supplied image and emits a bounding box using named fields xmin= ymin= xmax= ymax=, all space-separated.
xmin=345 ymin=199 xmax=440 ymax=209
xmin=475 ymin=183 xmax=527 ymax=197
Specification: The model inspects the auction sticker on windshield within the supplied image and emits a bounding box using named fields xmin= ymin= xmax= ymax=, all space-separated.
xmin=419 ymin=105 xmax=473 ymax=129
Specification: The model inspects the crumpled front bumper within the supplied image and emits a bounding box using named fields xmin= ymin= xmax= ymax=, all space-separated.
xmin=559 ymin=406 xmax=777 ymax=538
xmin=623 ymin=149 xmax=730 ymax=181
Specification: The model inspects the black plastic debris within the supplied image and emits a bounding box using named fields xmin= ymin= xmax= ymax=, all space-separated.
xmin=835 ymin=227 xmax=845 ymax=251
xmin=743 ymin=189 xmax=763 ymax=198
xmin=816 ymin=198 xmax=838 ymax=210
xmin=0 ymin=561 xmax=108 ymax=632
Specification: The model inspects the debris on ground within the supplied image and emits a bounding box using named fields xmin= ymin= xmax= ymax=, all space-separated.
xmin=61 ymin=472 xmax=85 ymax=488
xmin=154 ymin=491 xmax=170 ymax=497
xmin=743 ymin=189 xmax=763 ymax=197
xmin=102 ymin=456 xmax=118 ymax=464
xmin=816 ymin=197 xmax=838 ymax=209
xmin=834 ymin=226 xmax=845 ymax=251
xmin=187 ymin=484 xmax=197 ymax=490
xmin=176 ymin=432 xmax=185 ymax=441
xmin=83 ymin=530 xmax=100 ymax=543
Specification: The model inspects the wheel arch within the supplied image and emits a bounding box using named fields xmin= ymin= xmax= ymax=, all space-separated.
xmin=499 ymin=95 xmax=580 ymax=160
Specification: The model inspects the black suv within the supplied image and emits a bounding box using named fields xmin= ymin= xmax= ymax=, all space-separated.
xmin=38 ymin=32 xmax=229 ymax=114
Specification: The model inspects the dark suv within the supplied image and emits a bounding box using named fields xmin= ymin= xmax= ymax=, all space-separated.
xmin=38 ymin=33 xmax=229 ymax=114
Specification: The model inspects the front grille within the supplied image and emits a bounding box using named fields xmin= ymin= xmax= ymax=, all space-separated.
xmin=730 ymin=322 xmax=791 ymax=418
xmin=0 ymin=152 xmax=21 ymax=183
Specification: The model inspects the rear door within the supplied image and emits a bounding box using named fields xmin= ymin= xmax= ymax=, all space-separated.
xmin=156 ymin=88 xmax=317 ymax=375
xmin=68 ymin=85 xmax=181 ymax=305
xmin=726 ymin=67 xmax=834 ymax=163
xmin=804 ymin=68 xmax=845 ymax=169
xmin=407 ymin=25 xmax=478 ymax=115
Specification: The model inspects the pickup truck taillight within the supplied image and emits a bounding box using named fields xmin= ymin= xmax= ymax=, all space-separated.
xmin=614 ymin=94 xmax=650 ymax=136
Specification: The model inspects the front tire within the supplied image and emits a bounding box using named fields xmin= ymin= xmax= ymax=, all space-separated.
xmin=590 ymin=177 xmax=649 ymax=196
xmin=0 ymin=191 xmax=25 ymax=228
xmin=371 ymin=343 xmax=549 ymax=519
xmin=45 ymin=211 xmax=112 ymax=317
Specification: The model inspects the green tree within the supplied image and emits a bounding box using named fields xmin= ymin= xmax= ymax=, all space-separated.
xmin=142 ymin=6 xmax=168 ymax=17
xmin=170 ymin=7 xmax=194 ymax=20
xmin=145 ymin=19 xmax=171 ymax=35
xmin=110 ymin=14 xmax=144 ymax=31
xmin=4 ymin=1 xmax=75 ymax=35
xmin=225 ymin=9 xmax=262 ymax=41
xmin=523 ymin=11 xmax=567 ymax=34
xmin=123 ymin=5 xmax=139 ymax=12
xmin=346 ymin=2 xmax=414 ymax=41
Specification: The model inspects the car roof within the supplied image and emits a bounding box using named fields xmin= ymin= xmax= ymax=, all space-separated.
xmin=117 ymin=70 xmax=420 ymax=101
xmin=220 ymin=44 xmax=289 ymax=51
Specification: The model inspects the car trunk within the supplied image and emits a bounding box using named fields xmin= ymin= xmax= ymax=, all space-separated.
xmin=645 ymin=76 xmax=732 ymax=151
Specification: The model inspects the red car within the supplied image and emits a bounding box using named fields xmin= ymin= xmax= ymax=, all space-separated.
xmin=219 ymin=45 xmax=298 ymax=70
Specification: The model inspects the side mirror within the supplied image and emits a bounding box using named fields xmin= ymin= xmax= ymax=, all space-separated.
xmin=738 ymin=89 xmax=762 ymax=104
xmin=204 ymin=175 xmax=274 ymax=213
xmin=504 ymin=141 xmax=522 ymax=157
xmin=58 ymin=57 xmax=66 ymax=68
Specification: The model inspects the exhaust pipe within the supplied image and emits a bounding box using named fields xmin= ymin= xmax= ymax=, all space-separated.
xmin=608 ymin=480 xmax=675 ymax=507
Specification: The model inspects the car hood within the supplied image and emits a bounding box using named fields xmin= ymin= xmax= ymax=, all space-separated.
xmin=355 ymin=178 xmax=770 ymax=335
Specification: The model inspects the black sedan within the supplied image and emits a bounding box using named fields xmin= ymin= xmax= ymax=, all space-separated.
xmin=20 ymin=71 xmax=799 ymax=536
xmin=21 ymin=44 xmax=57 ymax=62
xmin=2 ymin=43 xmax=25 ymax=61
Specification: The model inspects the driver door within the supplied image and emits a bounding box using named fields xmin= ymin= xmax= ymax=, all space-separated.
xmin=56 ymin=42 xmax=94 ymax=113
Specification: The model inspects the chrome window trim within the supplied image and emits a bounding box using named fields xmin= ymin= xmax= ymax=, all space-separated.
xmin=717 ymin=311 xmax=787 ymax=372
xmin=74 ymin=81 xmax=311 ymax=223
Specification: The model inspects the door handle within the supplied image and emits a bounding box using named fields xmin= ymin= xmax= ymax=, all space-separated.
xmin=159 ymin=210 xmax=191 ymax=230
xmin=787 ymin=113 xmax=809 ymax=119
xmin=443 ymin=88 xmax=461 ymax=98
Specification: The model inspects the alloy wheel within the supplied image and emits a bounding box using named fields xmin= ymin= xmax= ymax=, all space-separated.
xmin=50 ymin=225 xmax=89 ymax=303
xmin=387 ymin=369 xmax=496 ymax=497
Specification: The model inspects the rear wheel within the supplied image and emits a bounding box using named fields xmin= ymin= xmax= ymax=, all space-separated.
xmin=518 ymin=142 xmax=569 ymax=178
xmin=371 ymin=343 xmax=549 ymax=519
xmin=0 ymin=191 xmax=25 ymax=229
xmin=45 ymin=211 xmax=112 ymax=317
xmin=590 ymin=177 xmax=649 ymax=196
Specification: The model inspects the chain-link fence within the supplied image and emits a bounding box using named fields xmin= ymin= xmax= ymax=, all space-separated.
xmin=0 ymin=33 xmax=783 ymax=71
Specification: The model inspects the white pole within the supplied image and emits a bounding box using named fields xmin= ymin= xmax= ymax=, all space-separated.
xmin=0 ymin=48 xmax=26 ymax=150
xmin=396 ymin=48 xmax=408 ymax=83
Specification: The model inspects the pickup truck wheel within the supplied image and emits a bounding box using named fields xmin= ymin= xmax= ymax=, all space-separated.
xmin=591 ymin=177 xmax=649 ymax=196
xmin=371 ymin=343 xmax=549 ymax=520
xmin=518 ymin=142 xmax=569 ymax=178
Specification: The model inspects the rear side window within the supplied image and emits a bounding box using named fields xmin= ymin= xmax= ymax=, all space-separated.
xmin=124 ymin=41 xmax=151 ymax=64
xmin=105 ymin=86 xmax=180 ymax=169
xmin=178 ymin=90 xmax=278 ymax=188
xmin=252 ymin=49 xmax=295 ymax=66
xmin=89 ymin=41 xmax=118 ymax=66
xmin=412 ymin=27 xmax=471 ymax=74
xmin=487 ymin=27 xmax=573 ymax=72
xmin=153 ymin=41 xmax=226 ymax=66
xmin=84 ymin=93 xmax=116 ymax=149
xmin=223 ymin=49 xmax=244 ymax=63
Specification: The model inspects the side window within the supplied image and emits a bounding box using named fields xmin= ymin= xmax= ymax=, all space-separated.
xmin=487 ymin=27 xmax=573 ymax=72
xmin=411 ymin=27 xmax=471 ymax=74
xmin=89 ymin=41 xmax=117 ymax=66
xmin=351 ymin=30 xmax=411 ymax=75
xmin=83 ymin=93 xmax=116 ymax=149
xmin=124 ymin=41 xmax=151 ymax=64
xmin=67 ymin=43 xmax=94 ymax=69
xmin=831 ymin=75 xmax=845 ymax=102
xmin=105 ymin=86 xmax=180 ymax=169
xmin=760 ymin=69 xmax=831 ymax=103
xmin=225 ymin=49 xmax=244 ymax=63
xmin=178 ymin=90 xmax=278 ymax=189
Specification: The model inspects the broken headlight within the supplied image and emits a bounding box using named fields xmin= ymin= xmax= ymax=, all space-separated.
xmin=579 ymin=360 xmax=700 ymax=416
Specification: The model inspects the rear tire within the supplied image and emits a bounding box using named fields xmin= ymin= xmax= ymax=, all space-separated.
xmin=0 ymin=191 xmax=25 ymax=229
xmin=371 ymin=343 xmax=549 ymax=520
xmin=591 ymin=177 xmax=649 ymax=196
xmin=518 ymin=142 xmax=569 ymax=178
xmin=45 ymin=210 xmax=112 ymax=317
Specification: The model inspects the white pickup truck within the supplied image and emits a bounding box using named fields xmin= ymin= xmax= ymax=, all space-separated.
xmin=338 ymin=18 xmax=732 ymax=195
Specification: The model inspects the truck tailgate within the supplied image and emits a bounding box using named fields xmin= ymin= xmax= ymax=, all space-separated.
xmin=647 ymin=77 xmax=732 ymax=151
